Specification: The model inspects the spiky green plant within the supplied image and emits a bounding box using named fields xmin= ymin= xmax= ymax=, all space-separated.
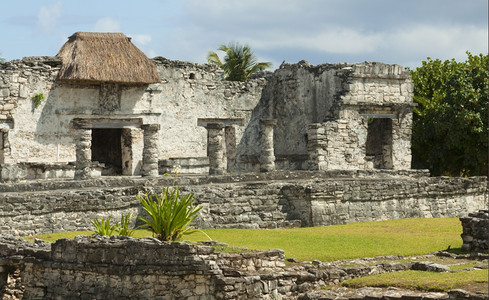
xmin=91 ymin=216 xmax=119 ymax=236
xmin=137 ymin=186 xmax=202 ymax=241
xmin=117 ymin=212 xmax=135 ymax=237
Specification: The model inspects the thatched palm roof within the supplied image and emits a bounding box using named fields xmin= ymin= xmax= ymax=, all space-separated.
xmin=56 ymin=32 xmax=160 ymax=85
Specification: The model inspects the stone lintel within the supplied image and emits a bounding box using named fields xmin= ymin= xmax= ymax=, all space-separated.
xmin=347 ymin=103 xmax=415 ymax=110
xmin=359 ymin=113 xmax=397 ymax=119
xmin=72 ymin=118 xmax=92 ymax=129
xmin=197 ymin=118 xmax=244 ymax=127
xmin=141 ymin=123 xmax=161 ymax=131
xmin=202 ymin=123 xmax=224 ymax=131
xmin=259 ymin=119 xmax=278 ymax=126
xmin=55 ymin=108 xmax=162 ymax=116
xmin=72 ymin=118 xmax=144 ymax=129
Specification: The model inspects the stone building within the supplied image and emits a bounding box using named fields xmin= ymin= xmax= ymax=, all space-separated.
xmin=0 ymin=32 xmax=413 ymax=180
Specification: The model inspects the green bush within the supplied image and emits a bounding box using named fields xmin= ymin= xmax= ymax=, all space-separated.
xmin=137 ymin=186 xmax=202 ymax=241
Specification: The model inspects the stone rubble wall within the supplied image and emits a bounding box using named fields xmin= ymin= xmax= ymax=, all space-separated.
xmin=238 ymin=61 xmax=413 ymax=172
xmin=0 ymin=171 xmax=486 ymax=236
xmin=0 ymin=235 xmax=286 ymax=299
xmin=1 ymin=236 xmax=487 ymax=299
xmin=0 ymin=57 xmax=63 ymax=164
xmin=307 ymin=119 xmax=368 ymax=171
xmin=460 ymin=210 xmax=489 ymax=252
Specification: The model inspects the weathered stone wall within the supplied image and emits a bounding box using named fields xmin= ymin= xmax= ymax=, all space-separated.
xmin=238 ymin=61 xmax=413 ymax=172
xmin=153 ymin=57 xmax=266 ymax=160
xmin=0 ymin=235 xmax=287 ymax=299
xmin=1 ymin=235 xmax=487 ymax=299
xmin=460 ymin=210 xmax=489 ymax=252
xmin=0 ymin=56 xmax=264 ymax=173
xmin=1 ymin=56 xmax=413 ymax=175
xmin=0 ymin=171 xmax=486 ymax=236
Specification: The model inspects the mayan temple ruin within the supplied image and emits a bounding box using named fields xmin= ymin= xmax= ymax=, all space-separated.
xmin=0 ymin=32 xmax=487 ymax=299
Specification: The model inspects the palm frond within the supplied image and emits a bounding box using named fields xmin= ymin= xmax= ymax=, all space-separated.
xmin=208 ymin=42 xmax=272 ymax=81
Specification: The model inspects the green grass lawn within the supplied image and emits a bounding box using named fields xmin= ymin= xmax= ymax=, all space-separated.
xmin=183 ymin=217 xmax=462 ymax=261
xmin=28 ymin=217 xmax=463 ymax=262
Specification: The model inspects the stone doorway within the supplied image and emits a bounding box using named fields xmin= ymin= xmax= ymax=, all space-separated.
xmin=91 ymin=128 xmax=123 ymax=175
xmin=365 ymin=118 xmax=393 ymax=169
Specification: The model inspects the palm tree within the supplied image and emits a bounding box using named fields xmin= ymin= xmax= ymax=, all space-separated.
xmin=207 ymin=42 xmax=272 ymax=82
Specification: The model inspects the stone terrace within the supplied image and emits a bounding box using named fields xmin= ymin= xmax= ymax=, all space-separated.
xmin=0 ymin=170 xmax=486 ymax=236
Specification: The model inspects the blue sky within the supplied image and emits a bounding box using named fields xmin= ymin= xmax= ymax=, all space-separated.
xmin=1 ymin=0 xmax=487 ymax=69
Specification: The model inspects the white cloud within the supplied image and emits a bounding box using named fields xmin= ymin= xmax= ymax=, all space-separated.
xmin=37 ymin=0 xmax=63 ymax=35
xmin=245 ymin=28 xmax=383 ymax=55
xmin=127 ymin=34 xmax=155 ymax=58
xmin=92 ymin=17 xmax=121 ymax=32
xmin=387 ymin=25 xmax=488 ymax=60
xmin=129 ymin=34 xmax=152 ymax=46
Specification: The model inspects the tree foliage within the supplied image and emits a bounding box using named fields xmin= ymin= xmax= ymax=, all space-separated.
xmin=207 ymin=42 xmax=272 ymax=82
xmin=410 ymin=52 xmax=488 ymax=176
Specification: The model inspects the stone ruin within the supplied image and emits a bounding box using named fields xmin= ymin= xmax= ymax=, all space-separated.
xmin=0 ymin=32 xmax=485 ymax=228
xmin=0 ymin=234 xmax=487 ymax=299
xmin=0 ymin=32 xmax=487 ymax=299
xmin=0 ymin=32 xmax=413 ymax=179
xmin=460 ymin=210 xmax=489 ymax=252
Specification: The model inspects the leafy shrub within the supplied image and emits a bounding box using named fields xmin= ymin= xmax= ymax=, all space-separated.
xmin=137 ymin=186 xmax=202 ymax=241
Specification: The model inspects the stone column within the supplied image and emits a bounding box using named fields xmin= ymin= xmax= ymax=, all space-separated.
xmin=73 ymin=120 xmax=92 ymax=180
xmin=307 ymin=123 xmax=327 ymax=170
xmin=225 ymin=125 xmax=237 ymax=172
xmin=205 ymin=123 xmax=225 ymax=175
xmin=141 ymin=124 xmax=160 ymax=177
xmin=0 ymin=128 xmax=9 ymax=164
xmin=259 ymin=119 xmax=277 ymax=172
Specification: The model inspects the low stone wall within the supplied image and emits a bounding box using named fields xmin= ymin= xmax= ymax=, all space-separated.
xmin=1 ymin=236 xmax=487 ymax=299
xmin=0 ymin=235 xmax=286 ymax=299
xmin=0 ymin=171 xmax=487 ymax=236
xmin=159 ymin=157 xmax=210 ymax=174
xmin=460 ymin=210 xmax=489 ymax=252
xmin=0 ymin=162 xmax=105 ymax=181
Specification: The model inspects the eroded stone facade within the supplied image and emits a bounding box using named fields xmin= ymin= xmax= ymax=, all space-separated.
xmin=0 ymin=55 xmax=413 ymax=178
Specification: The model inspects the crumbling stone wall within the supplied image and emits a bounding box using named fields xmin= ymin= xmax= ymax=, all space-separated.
xmin=238 ymin=61 xmax=413 ymax=172
xmin=1 ymin=56 xmax=414 ymax=176
xmin=0 ymin=56 xmax=264 ymax=175
xmin=460 ymin=210 xmax=489 ymax=252
xmin=1 ymin=235 xmax=487 ymax=300
xmin=153 ymin=57 xmax=266 ymax=160
xmin=0 ymin=235 xmax=287 ymax=299
xmin=0 ymin=171 xmax=486 ymax=236
xmin=0 ymin=57 xmax=62 ymax=164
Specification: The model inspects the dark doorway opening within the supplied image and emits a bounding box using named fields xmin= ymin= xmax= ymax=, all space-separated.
xmin=91 ymin=128 xmax=122 ymax=175
xmin=365 ymin=118 xmax=393 ymax=169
